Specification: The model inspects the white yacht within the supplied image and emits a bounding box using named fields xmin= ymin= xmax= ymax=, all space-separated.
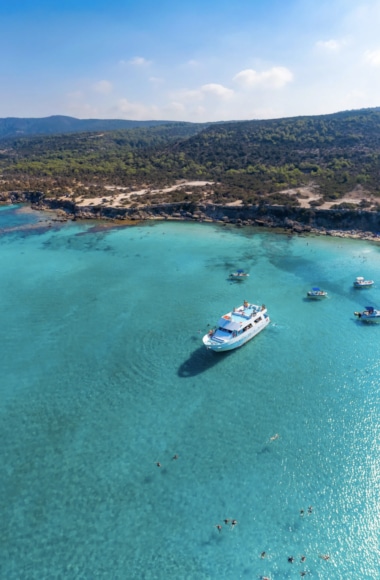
xmin=203 ymin=301 xmax=270 ymax=352
xmin=353 ymin=276 xmax=374 ymax=288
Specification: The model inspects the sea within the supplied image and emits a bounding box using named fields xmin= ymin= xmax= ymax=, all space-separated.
xmin=1 ymin=204 xmax=379 ymax=580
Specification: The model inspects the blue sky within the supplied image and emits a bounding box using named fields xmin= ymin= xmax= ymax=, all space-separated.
xmin=1 ymin=0 xmax=380 ymax=121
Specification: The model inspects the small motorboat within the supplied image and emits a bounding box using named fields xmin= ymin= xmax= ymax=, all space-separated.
xmin=354 ymin=306 xmax=380 ymax=322
xmin=307 ymin=287 xmax=328 ymax=299
xmin=229 ymin=269 xmax=249 ymax=281
xmin=353 ymin=276 xmax=374 ymax=288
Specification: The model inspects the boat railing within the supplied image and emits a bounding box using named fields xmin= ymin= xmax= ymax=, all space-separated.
xmin=233 ymin=310 xmax=247 ymax=318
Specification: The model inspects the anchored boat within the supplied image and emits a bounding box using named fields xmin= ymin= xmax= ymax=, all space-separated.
xmin=354 ymin=306 xmax=380 ymax=322
xmin=229 ymin=269 xmax=249 ymax=281
xmin=203 ymin=301 xmax=270 ymax=352
xmin=307 ymin=287 xmax=328 ymax=299
xmin=353 ymin=276 xmax=374 ymax=288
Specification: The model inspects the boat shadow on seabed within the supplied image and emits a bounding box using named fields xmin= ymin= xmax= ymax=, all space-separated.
xmin=178 ymin=346 xmax=234 ymax=378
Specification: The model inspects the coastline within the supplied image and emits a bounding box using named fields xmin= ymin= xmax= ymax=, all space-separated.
xmin=1 ymin=190 xmax=380 ymax=242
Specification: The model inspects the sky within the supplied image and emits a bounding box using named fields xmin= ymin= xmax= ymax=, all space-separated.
xmin=1 ymin=0 xmax=380 ymax=122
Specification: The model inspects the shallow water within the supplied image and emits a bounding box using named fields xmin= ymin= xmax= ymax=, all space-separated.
xmin=1 ymin=206 xmax=379 ymax=579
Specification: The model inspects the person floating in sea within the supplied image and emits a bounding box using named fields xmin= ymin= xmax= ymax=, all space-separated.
xmin=300 ymin=509 xmax=305 ymax=516
xmin=231 ymin=519 xmax=238 ymax=528
xmin=172 ymin=454 xmax=179 ymax=460
xmin=288 ymin=556 xmax=294 ymax=563
xmin=156 ymin=462 xmax=161 ymax=467
xmin=300 ymin=555 xmax=306 ymax=562
xmin=319 ymin=554 xmax=330 ymax=560
xmin=260 ymin=551 xmax=266 ymax=559
xmin=270 ymin=433 xmax=279 ymax=441
xmin=308 ymin=506 xmax=313 ymax=514
xmin=224 ymin=519 xmax=230 ymax=525
xmin=215 ymin=524 xmax=222 ymax=532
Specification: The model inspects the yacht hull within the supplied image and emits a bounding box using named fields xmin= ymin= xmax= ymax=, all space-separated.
xmin=203 ymin=313 xmax=270 ymax=352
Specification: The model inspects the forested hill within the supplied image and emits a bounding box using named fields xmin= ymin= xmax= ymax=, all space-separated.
xmin=178 ymin=108 xmax=380 ymax=163
xmin=171 ymin=107 xmax=380 ymax=198
xmin=1 ymin=107 xmax=380 ymax=208
xmin=0 ymin=115 xmax=202 ymax=138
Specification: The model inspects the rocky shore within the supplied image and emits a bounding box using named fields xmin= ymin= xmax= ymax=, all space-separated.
xmin=1 ymin=191 xmax=380 ymax=241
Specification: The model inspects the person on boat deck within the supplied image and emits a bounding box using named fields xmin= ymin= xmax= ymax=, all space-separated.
xmin=244 ymin=300 xmax=249 ymax=308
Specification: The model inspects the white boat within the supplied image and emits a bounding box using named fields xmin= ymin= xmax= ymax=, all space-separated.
xmin=353 ymin=276 xmax=374 ymax=288
xmin=354 ymin=306 xmax=380 ymax=322
xmin=229 ymin=269 xmax=249 ymax=280
xmin=203 ymin=301 xmax=270 ymax=352
xmin=307 ymin=287 xmax=328 ymax=299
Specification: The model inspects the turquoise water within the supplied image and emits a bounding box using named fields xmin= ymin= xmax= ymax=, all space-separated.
xmin=1 ymin=205 xmax=379 ymax=579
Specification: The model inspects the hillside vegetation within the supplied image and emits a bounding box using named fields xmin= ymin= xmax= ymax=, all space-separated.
xmin=1 ymin=108 xmax=380 ymax=209
xmin=0 ymin=115 xmax=191 ymax=138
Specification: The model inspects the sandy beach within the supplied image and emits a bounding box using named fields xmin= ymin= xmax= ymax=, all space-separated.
xmin=70 ymin=180 xmax=377 ymax=213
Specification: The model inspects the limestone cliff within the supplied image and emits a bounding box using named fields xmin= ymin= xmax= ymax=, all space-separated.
xmin=1 ymin=191 xmax=380 ymax=238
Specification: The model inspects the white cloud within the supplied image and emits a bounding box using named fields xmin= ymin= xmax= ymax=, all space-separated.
xmin=201 ymin=83 xmax=234 ymax=99
xmin=174 ymin=88 xmax=203 ymax=102
xmin=128 ymin=56 xmax=152 ymax=67
xmin=66 ymin=102 xmax=101 ymax=118
xmin=117 ymin=98 xmax=159 ymax=119
xmin=233 ymin=66 xmax=293 ymax=89
xmin=67 ymin=90 xmax=83 ymax=99
xmin=116 ymin=98 xmax=208 ymax=122
xmin=169 ymin=101 xmax=186 ymax=113
xmin=250 ymin=107 xmax=283 ymax=119
xmin=316 ymin=39 xmax=342 ymax=51
xmin=173 ymin=83 xmax=234 ymax=103
xmin=149 ymin=76 xmax=164 ymax=84
xmin=343 ymin=89 xmax=368 ymax=108
xmin=92 ymin=80 xmax=113 ymax=94
xmin=364 ymin=49 xmax=380 ymax=66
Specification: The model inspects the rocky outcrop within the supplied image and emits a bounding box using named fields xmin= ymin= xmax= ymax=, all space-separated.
xmin=0 ymin=191 xmax=45 ymax=204
xmin=1 ymin=191 xmax=380 ymax=239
